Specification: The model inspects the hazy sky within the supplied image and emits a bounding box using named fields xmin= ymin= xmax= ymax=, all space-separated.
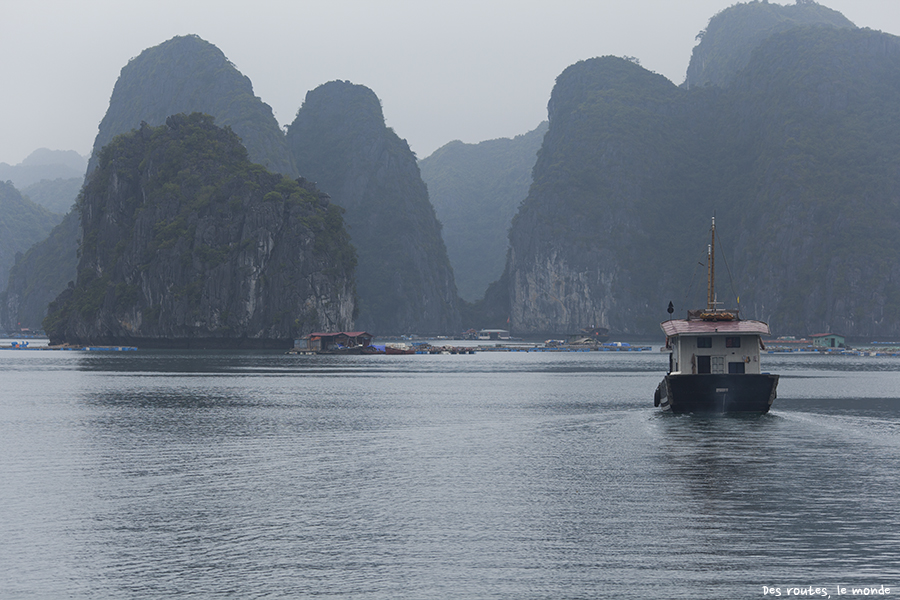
xmin=2 ymin=0 xmax=898 ymax=166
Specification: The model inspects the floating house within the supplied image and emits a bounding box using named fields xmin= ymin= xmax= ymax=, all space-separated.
xmin=477 ymin=329 xmax=511 ymax=341
xmin=302 ymin=331 xmax=373 ymax=353
xmin=810 ymin=333 xmax=845 ymax=349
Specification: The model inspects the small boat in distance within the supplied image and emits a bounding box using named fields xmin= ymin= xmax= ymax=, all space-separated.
xmin=654 ymin=217 xmax=779 ymax=413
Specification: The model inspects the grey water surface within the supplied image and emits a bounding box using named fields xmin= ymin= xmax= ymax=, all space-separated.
xmin=1 ymin=348 xmax=898 ymax=599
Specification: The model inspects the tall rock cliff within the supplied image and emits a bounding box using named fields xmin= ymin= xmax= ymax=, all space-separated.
xmin=505 ymin=23 xmax=900 ymax=338
xmin=44 ymin=114 xmax=355 ymax=348
xmin=419 ymin=122 xmax=548 ymax=302
xmin=6 ymin=34 xmax=295 ymax=332
xmin=505 ymin=57 xmax=701 ymax=335
xmin=286 ymin=81 xmax=461 ymax=335
xmin=719 ymin=26 xmax=900 ymax=337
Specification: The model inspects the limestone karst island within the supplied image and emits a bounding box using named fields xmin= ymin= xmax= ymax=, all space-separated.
xmin=3 ymin=0 xmax=900 ymax=348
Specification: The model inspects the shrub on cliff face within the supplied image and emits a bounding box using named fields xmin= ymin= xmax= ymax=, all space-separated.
xmin=45 ymin=113 xmax=356 ymax=347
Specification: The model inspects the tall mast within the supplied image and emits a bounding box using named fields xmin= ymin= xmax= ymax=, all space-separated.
xmin=707 ymin=216 xmax=716 ymax=310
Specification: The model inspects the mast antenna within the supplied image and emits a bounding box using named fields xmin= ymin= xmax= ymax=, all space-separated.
xmin=707 ymin=216 xmax=716 ymax=310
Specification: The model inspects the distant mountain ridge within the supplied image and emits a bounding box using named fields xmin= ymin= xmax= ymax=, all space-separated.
xmin=0 ymin=182 xmax=63 ymax=296
xmin=419 ymin=122 xmax=547 ymax=302
xmin=0 ymin=149 xmax=86 ymax=189
xmin=21 ymin=149 xmax=87 ymax=171
xmin=2 ymin=211 xmax=79 ymax=333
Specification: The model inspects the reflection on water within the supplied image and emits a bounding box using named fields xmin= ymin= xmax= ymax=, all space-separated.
xmin=0 ymin=349 xmax=898 ymax=598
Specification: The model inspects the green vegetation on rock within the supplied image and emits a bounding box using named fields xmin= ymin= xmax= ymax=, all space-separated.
xmin=503 ymin=21 xmax=900 ymax=338
xmin=684 ymin=0 xmax=854 ymax=88
xmin=44 ymin=113 xmax=355 ymax=347
xmin=5 ymin=34 xmax=297 ymax=334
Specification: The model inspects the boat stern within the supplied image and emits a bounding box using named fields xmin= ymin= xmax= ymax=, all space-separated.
xmin=658 ymin=373 xmax=778 ymax=413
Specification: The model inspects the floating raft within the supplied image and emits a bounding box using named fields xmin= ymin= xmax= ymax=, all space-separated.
xmin=1 ymin=343 xmax=138 ymax=351
xmin=479 ymin=343 xmax=652 ymax=352
xmin=73 ymin=346 xmax=138 ymax=351
xmin=765 ymin=348 xmax=900 ymax=357
xmin=286 ymin=340 xmax=654 ymax=355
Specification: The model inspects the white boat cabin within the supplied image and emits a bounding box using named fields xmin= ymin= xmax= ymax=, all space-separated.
xmin=661 ymin=311 xmax=770 ymax=375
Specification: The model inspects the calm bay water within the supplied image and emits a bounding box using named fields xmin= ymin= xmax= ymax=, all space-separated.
xmin=2 ymin=346 xmax=899 ymax=599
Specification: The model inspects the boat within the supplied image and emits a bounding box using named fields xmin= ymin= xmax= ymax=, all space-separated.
xmin=654 ymin=217 xmax=779 ymax=413
xmin=385 ymin=343 xmax=415 ymax=355
xmin=579 ymin=326 xmax=610 ymax=343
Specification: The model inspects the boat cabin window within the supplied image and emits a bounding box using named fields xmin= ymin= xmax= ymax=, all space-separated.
xmin=725 ymin=336 xmax=741 ymax=348
xmin=728 ymin=362 xmax=745 ymax=374
xmin=697 ymin=337 xmax=712 ymax=348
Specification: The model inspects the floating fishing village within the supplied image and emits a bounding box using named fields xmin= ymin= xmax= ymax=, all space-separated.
xmin=763 ymin=338 xmax=900 ymax=357
xmin=1 ymin=327 xmax=653 ymax=354
xmin=0 ymin=340 xmax=138 ymax=351
xmin=285 ymin=329 xmax=653 ymax=355
xmin=3 ymin=328 xmax=900 ymax=356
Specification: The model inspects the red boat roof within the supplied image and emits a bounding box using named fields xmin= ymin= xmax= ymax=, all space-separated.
xmin=660 ymin=319 xmax=770 ymax=337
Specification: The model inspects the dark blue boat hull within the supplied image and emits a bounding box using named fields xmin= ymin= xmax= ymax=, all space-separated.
xmin=655 ymin=373 xmax=779 ymax=413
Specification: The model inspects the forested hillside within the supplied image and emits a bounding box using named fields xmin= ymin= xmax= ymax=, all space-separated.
xmin=5 ymin=35 xmax=295 ymax=332
xmin=502 ymin=21 xmax=900 ymax=338
xmin=718 ymin=26 xmax=900 ymax=335
xmin=505 ymin=57 xmax=698 ymax=335
xmin=45 ymin=114 xmax=355 ymax=347
xmin=419 ymin=122 xmax=547 ymax=302
xmin=684 ymin=0 xmax=854 ymax=88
